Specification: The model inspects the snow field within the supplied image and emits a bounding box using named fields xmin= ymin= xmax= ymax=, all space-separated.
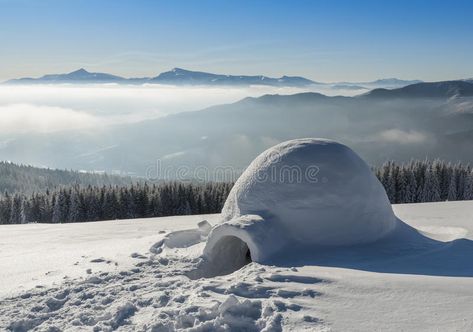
xmin=1 ymin=228 xmax=328 ymax=331
xmin=0 ymin=201 xmax=472 ymax=331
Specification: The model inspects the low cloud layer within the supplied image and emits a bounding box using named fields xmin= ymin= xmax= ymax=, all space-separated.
xmin=0 ymin=84 xmax=328 ymax=135
xmin=0 ymin=104 xmax=100 ymax=134
xmin=376 ymin=129 xmax=428 ymax=144
xmin=0 ymin=83 xmax=368 ymax=135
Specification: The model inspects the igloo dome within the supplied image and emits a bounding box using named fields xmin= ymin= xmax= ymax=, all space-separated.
xmin=203 ymin=138 xmax=398 ymax=269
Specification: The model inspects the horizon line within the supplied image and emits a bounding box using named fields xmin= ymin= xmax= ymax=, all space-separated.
xmin=4 ymin=66 xmax=471 ymax=85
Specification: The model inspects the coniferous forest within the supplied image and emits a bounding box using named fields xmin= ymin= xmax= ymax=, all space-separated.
xmin=375 ymin=160 xmax=473 ymax=204
xmin=0 ymin=159 xmax=472 ymax=224
xmin=0 ymin=182 xmax=233 ymax=224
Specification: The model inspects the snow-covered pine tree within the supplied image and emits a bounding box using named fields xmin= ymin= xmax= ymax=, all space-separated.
xmin=396 ymin=166 xmax=408 ymax=203
xmin=447 ymin=169 xmax=458 ymax=201
xmin=68 ymin=188 xmax=85 ymax=222
xmin=130 ymin=184 xmax=147 ymax=218
xmin=421 ymin=166 xmax=441 ymax=202
xmin=411 ymin=160 xmax=426 ymax=202
xmin=405 ymin=168 xmax=418 ymax=203
xmin=124 ymin=187 xmax=137 ymax=219
xmin=456 ymin=164 xmax=466 ymax=201
xmin=148 ymin=190 xmax=162 ymax=217
xmin=463 ymin=171 xmax=473 ymax=200
xmin=177 ymin=200 xmax=192 ymax=215
xmin=0 ymin=192 xmax=12 ymax=224
xmin=52 ymin=190 xmax=69 ymax=223
xmin=433 ymin=160 xmax=447 ymax=200
xmin=102 ymin=189 xmax=119 ymax=220
xmin=28 ymin=194 xmax=43 ymax=223
xmin=9 ymin=194 xmax=26 ymax=224
xmin=381 ymin=161 xmax=395 ymax=203
xmin=86 ymin=187 xmax=102 ymax=221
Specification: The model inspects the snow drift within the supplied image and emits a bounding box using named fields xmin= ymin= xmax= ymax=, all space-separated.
xmin=204 ymin=138 xmax=398 ymax=269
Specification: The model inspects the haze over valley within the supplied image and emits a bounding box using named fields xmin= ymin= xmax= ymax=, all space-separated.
xmin=1 ymin=75 xmax=472 ymax=177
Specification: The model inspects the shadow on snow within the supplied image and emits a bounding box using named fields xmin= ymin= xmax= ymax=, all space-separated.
xmin=268 ymin=219 xmax=473 ymax=278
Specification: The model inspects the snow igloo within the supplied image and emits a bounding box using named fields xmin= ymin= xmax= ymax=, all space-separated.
xmin=203 ymin=138 xmax=398 ymax=272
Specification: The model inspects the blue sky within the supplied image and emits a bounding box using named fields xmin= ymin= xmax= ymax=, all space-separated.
xmin=0 ymin=0 xmax=472 ymax=81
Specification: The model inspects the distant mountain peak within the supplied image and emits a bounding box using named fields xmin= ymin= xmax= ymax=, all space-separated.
xmin=4 ymin=68 xmax=127 ymax=84
xmin=71 ymin=68 xmax=89 ymax=74
xmin=170 ymin=67 xmax=188 ymax=73
xmin=66 ymin=68 xmax=94 ymax=78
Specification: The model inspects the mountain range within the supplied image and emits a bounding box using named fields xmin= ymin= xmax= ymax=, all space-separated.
xmin=4 ymin=68 xmax=316 ymax=87
xmin=4 ymin=67 xmax=424 ymax=89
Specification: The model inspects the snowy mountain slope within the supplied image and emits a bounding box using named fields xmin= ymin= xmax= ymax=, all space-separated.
xmin=1 ymin=200 xmax=473 ymax=331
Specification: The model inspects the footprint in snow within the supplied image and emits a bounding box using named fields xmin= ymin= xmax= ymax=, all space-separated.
xmin=90 ymin=258 xmax=107 ymax=263
xmin=131 ymin=252 xmax=148 ymax=259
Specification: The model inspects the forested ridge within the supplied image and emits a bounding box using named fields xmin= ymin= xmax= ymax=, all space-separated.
xmin=0 ymin=161 xmax=133 ymax=194
xmin=0 ymin=159 xmax=472 ymax=224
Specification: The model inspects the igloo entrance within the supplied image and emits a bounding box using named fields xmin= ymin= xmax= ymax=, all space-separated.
xmin=210 ymin=235 xmax=252 ymax=273
xmin=188 ymin=235 xmax=252 ymax=279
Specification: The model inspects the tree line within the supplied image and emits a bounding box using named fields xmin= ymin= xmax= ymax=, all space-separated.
xmin=0 ymin=182 xmax=232 ymax=224
xmin=0 ymin=159 xmax=472 ymax=225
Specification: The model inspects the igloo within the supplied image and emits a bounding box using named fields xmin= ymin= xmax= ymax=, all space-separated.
xmin=203 ymin=138 xmax=398 ymax=271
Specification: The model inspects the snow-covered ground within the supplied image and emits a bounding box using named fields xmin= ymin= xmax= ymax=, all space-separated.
xmin=1 ymin=201 xmax=472 ymax=331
